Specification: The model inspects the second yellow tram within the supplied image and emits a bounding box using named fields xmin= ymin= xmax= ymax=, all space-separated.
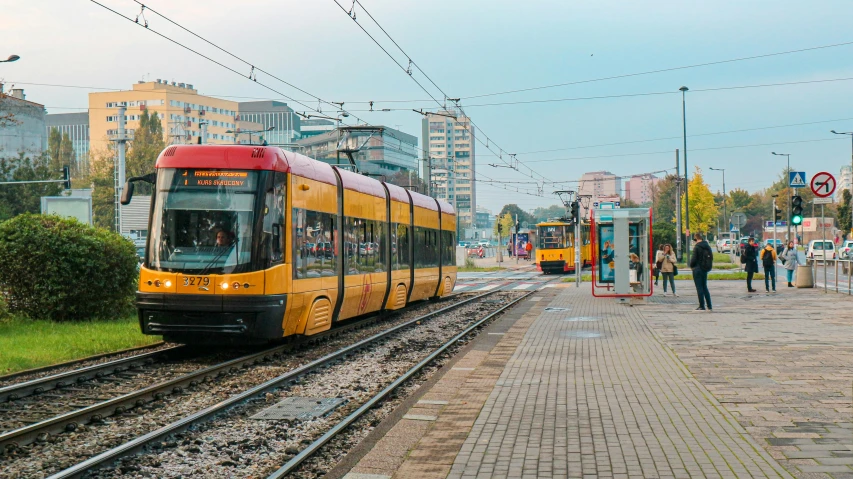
xmin=535 ymin=220 xmax=592 ymax=274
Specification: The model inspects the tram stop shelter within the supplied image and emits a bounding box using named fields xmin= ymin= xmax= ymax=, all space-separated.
xmin=590 ymin=207 xmax=652 ymax=299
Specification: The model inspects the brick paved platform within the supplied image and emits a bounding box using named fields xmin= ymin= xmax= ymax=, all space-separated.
xmin=341 ymin=281 xmax=853 ymax=479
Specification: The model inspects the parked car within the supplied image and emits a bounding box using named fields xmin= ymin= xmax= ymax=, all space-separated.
xmin=458 ymin=241 xmax=471 ymax=248
xmin=477 ymin=241 xmax=491 ymax=247
xmin=806 ymin=239 xmax=836 ymax=264
xmin=716 ymin=239 xmax=734 ymax=253
xmin=736 ymin=236 xmax=752 ymax=256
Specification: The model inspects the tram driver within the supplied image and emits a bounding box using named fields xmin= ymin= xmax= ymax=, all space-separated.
xmin=215 ymin=229 xmax=234 ymax=247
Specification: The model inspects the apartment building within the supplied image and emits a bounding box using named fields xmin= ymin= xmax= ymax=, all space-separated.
xmin=839 ymin=165 xmax=852 ymax=200
xmin=236 ymin=100 xmax=301 ymax=145
xmin=624 ymin=174 xmax=659 ymax=205
xmin=88 ymin=80 xmax=243 ymax=152
xmin=0 ymin=86 xmax=46 ymax=157
xmin=293 ymin=125 xmax=417 ymax=177
xmin=421 ymin=110 xmax=475 ymax=231
xmin=578 ymin=171 xmax=622 ymax=218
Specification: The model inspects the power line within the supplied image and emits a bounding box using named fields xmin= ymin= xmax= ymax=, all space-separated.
xmin=461 ymin=39 xmax=853 ymax=100
xmin=88 ymin=0 xmax=363 ymax=126
xmin=524 ymin=136 xmax=849 ymax=164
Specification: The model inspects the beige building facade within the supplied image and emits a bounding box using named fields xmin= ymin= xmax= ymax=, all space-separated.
xmin=421 ymin=110 xmax=475 ymax=232
xmin=88 ymin=80 xmax=255 ymax=153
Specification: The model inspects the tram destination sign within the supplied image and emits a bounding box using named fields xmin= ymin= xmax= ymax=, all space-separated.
xmin=180 ymin=169 xmax=256 ymax=190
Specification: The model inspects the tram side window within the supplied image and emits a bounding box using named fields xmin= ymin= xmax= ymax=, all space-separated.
xmin=344 ymin=217 xmax=387 ymax=275
xmin=393 ymin=223 xmax=410 ymax=270
xmin=441 ymin=230 xmax=455 ymax=266
xmin=293 ymin=208 xmax=337 ymax=279
xmin=262 ymin=174 xmax=286 ymax=267
xmin=414 ymin=226 xmax=439 ymax=268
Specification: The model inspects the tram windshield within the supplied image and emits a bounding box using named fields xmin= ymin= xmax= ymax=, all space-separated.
xmin=538 ymin=225 xmax=573 ymax=249
xmin=148 ymin=169 xmax=261 ymax=274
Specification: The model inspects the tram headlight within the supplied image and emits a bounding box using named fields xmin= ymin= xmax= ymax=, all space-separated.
xmin=164 ymin=280 xmax=172 ymax=288
xmin=232 ymin=281 xmax=240 ymax=289
xmin=221 ymin=282 xmax=229 ymax=290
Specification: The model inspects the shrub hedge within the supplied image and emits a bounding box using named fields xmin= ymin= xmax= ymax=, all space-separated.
xmin=0 ymin=214 xmax=138 ymax=321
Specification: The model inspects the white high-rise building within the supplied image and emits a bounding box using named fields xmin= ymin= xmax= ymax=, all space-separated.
xmin=421 ymin=110 xmax=475 ymax=232
xmin=839 ymin=165 xmax=852 ymax=201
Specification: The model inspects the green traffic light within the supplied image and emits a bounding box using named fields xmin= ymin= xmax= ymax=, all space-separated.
xmin=792 ymin=215 xmax=803 ymax=225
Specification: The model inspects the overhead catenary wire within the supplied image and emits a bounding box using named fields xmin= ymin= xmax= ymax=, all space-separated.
xmin=460 ymin=39 xmax=853 ymax=100
xmin=87 ymin=0 xmax=365 ymax=127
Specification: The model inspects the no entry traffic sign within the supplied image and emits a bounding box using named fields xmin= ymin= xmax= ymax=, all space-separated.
xmin=810 ymin=172 xmax=836 ymax=198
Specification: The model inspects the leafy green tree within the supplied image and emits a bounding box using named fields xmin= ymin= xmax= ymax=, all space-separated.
xmin=531 ymin=204 xmax=566 ymax=222
xmin=89 ymin=147 xmax=116 ymax=230
xmin=493 ymin=212 xmax=515 ymax=239
xmin=652 ymin=221 xmax=676 ymax=250
xmin=650 ymin=174 xmax=678 ymax=224
xmin=681 ymin=166 xmax=718 ymax=235
xmin=126 ymin=110 xmax=165 ymax=195
xmin=0 ymin=152 xmax=63 ymax=221
xmin=46 ymin=128 xmax=76 ymax=175
xmin=838 ymin=189 xmax=852 ymax=237
xmin=620 ymin=197 xmax=640 ymax=208
xmin=497 ymin=204 xmax=535 ymax=227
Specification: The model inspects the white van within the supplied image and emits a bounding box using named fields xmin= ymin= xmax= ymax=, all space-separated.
xmin=806 ymin=240 xmax=836 ymax=263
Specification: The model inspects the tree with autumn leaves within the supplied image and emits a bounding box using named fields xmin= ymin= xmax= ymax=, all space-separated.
xmin=680 ymin=166 xmax=719 ymax=236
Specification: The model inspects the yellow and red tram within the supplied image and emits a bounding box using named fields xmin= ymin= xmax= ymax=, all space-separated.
xmin=535 ymin=220 xmax=592 ymax=274
xmin=125 ymin=144 xmax=456 ymax=343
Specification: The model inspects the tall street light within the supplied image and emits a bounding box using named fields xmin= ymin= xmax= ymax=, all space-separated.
xmin=831 ymin=130 xmax=853 ymax=238
xmin=772 ymin=152 xmax=791 ymax=242
xmin=0 ymin=55 xmax=20 ymax=63
xmin=680 ymin=86 xmax=690 ymax=263
xmin=709 ymin=167 xmax=726 ymax=237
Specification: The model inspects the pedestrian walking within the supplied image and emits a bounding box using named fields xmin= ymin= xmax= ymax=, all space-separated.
xmin=781 ymin=240 xmax=798 ymax=287
xmin=688 ymin=232 xmax=713 ymax=311
xmin=506 ymin=241 xmax=512 ymax=258
xmin=654 ymin=244 xmax=664 ymax=285
xmin=743 ymin=237 xmax=759 ymax=292
xmin=656 ymin=244 xmax=678 ymax=296
xmin=760 ymin=242 xmax=777 ymax=292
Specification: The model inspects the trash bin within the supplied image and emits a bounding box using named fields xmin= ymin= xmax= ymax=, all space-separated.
xmin=796 ymin=264 xmax=814 ymax=288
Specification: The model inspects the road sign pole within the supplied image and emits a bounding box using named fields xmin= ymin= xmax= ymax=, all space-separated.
xmin=823 ymin=204 xmax=827 ymax=292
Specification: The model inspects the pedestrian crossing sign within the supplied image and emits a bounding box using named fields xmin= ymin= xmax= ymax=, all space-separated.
xmin=789 ymin=171 xmax=806 ymax=188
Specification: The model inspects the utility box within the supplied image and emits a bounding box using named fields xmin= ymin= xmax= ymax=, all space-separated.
xmin=41 ymin=196 xmax=92 ymax=225
xmin=796 ymin=264 xmax=814 ymax=288
xmin=591 ymin=208 xmax=652 ymax=298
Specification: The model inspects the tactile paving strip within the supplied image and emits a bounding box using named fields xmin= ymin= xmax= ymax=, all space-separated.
xmin=250 ymin=397 xmax=347 ymax=421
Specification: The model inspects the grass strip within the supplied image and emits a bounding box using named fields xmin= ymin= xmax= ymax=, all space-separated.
xmin=563 ymin=272 xmax=765 ymax=282
xmin=0 ymin=315 xmax=160 ymax=375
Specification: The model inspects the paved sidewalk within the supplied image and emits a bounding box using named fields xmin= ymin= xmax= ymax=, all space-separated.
xmin=344 ymin=280 xmax=853 ymax=479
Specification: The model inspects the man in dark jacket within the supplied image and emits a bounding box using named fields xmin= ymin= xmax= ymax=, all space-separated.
xmin=688 ymin=232 xmax=713 ymax=311
xmin=743 ymin=237 xmax=759 ymax=292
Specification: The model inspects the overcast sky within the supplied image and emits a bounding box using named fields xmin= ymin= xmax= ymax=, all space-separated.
xmin=3 ymin=0 xmax=853 ymax=214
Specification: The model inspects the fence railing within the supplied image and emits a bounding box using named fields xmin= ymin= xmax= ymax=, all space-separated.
xmin=810 ymin=258 xmax=852 ymax=294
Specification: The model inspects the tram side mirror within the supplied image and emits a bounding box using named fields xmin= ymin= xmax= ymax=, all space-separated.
xmin=120 ymin=182 xmax=134 ymax=205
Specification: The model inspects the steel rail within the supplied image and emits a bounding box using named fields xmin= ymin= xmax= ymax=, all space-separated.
xmin=0 ymin=342 xmax=167 ymax=384
xmin=0 ymin=345 xmax=184 ymax=404
xmin=265 ymin=290 xmax=533 ymax=478
xmin=44 ymin=290 xmax=495 ymax=479
xmin=2 ymin=295 xmax=463 ymax=453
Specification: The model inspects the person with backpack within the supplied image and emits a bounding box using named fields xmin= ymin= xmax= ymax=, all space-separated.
xmin=759 ymin=242 xmax=777 ymax=292
xmin=743 ymin=237 xmax=759 ymax=292
xmin=688 ymin=232 xmax=713 ymax=311
xmin=781 ymin=240 xmax=798 ymax=287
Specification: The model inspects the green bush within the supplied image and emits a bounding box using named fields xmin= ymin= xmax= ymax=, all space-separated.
xmin=0 ymin=214 xmax=138 ymax=321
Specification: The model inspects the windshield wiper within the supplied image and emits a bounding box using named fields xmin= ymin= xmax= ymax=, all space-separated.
xmin=198 ymin=246 xmax=231 ymax=276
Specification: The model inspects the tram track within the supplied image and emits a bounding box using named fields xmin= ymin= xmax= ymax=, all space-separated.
xmin=0 ymin=292 xmax=483 ymax=478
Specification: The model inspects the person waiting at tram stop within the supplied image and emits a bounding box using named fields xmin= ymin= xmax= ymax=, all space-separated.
xmin=656 ymin=244 xmax=678 ymax=296
xmin=743 ymin=236 xmax=759 ymax=293
xmin=760 ymin=241 xmax=777 ymax=293
xmin=780 ymin=240 xmax=799 ymax=287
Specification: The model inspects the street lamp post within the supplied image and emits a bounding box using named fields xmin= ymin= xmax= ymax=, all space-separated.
xmin=679 ymin=86 xmax=690 ymax=263
xmin=772 ymin=152 xmax=791 ymax=242
xmin=709 ymin=167 xmax=726 ymax=240
xmin=831 ymin=130 xmax=853 ymax=239
xmin=0 ymin=55 xmax=20 ymax=63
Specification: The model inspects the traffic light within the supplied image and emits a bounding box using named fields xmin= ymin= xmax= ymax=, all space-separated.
xmin=773 ymin=201 xmax=782 ymax=223
xmin=791 ymin=195 xmax=803 ymax=225
xmin=570 ymin=201 xmax=580 ymax=224
xmin=497 ymin=223 xmax=502 ymax=234
xmin=515 ymin=221 xmax=520 ymax=234
xmin=62 ymin=165 xmax=71 ymax=189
